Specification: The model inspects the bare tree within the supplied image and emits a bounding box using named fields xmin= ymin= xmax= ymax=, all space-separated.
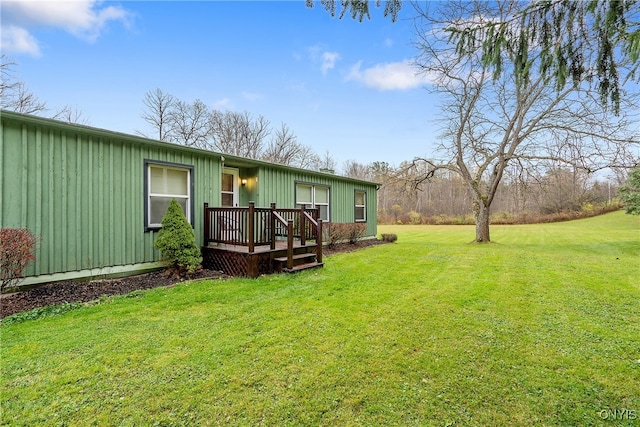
xmin=371 ymin=161 xmax=395 ymax=217
xmin=294 ymin=144 xmax=321 ymax=170
xmin=209 ymin=110 xmax=270 ymax=159
xmin=168 ymin=99 xmax=210 ymax=148
xmin=531 ymin=166 xmax=591 ymax=214
xmin=261 ymin=122 xmax=320 ymax=168
xmin=315 ymin=150 xmax=337 ymax=173
xmin=409 ymin=1 xmax=638 ymax=242
xmin=342 ymin=160 xmax=373 ymax=181
xmin=262 ymin=122 xmax=299 ymax=164
xmin=52 ymin=105 xmax=90 ymax=125
xmin=139 ymin=88 xmax=175 ymax=141
xmin=1 ymin=55 xmax=46 ymax=114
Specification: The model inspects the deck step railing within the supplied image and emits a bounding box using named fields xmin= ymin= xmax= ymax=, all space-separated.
xmin=203 ymin=202 xmax=322 ymax=265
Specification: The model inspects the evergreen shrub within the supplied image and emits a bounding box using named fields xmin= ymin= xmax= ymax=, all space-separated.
xmin=154 ymin=199 xmax=202 ymax=277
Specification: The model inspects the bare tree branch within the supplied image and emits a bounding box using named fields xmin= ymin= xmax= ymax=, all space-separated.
xmin=409 ymin=0 xmax=639 ymax=242
xmin=1 ymin=56 xmax=47 ymax=114
xmin=139 ymin=88 xmax=176 ymax=141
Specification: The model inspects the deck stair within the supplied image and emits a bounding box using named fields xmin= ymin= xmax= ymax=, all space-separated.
xmin=274 ymin=252 xmax=323 ymax=273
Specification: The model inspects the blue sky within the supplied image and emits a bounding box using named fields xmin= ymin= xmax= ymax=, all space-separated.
xmin=1 ymin=1 xmax=441 ymax=168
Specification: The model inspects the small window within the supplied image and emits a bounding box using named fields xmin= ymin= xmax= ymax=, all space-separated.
xmin=296 ymin=183 xmax=330 ymax=222
xmin=355 ymin=191 xmax=366 ymax=222
xmin=145 ymin=161 xmax=193 ymax=229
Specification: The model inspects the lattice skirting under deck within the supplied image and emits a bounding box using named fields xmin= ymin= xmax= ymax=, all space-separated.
xmin=202 ymin=247 xmax=275 ymax=278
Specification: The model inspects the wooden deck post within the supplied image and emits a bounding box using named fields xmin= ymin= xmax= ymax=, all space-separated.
xmin=203 ymin=203 xmax=209 ymax=246
xmin=316 ymin=219 xmax=323 ymax=264
xmin=270 ymin=202 xmax=276 ymax=250
xmin=287 ymin=219 xmax=294 ymax=270
xmin=248 ymin=201 xmax=255 ymax=253
xmin=300 ymin=204 xmax=306 ymax=245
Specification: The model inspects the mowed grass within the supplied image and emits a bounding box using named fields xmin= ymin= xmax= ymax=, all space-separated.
xmin=1 ymin=211 xmax=639 ymax=426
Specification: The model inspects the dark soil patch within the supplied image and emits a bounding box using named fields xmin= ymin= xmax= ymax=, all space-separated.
xmin=1 ymin=239 xmax=389 ymax=319
xmin=0 ymin=269 xmax=227 ymax=319
xmin=322 ymin=237 xmax=388 ymax=256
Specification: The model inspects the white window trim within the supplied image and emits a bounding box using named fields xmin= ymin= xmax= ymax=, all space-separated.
xmin=221 ymin=167 xmax=239 ymax=207
xmin=145 ymin=161 xmax=193 ymax=230
xmin=355 ymin=190 xmax=366 ymax=222
xmin=296 ymin=183 xmax=330 ymax=222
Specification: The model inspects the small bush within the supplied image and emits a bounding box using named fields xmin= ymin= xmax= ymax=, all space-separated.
xmin=0 ymin=228 xmax=39 ymax=292
xmin=154 ymin=199 xmax=202 ymax=277
xmin=381 ymin=233 xmax=398 ymax=243
xmin=327 ymin=223 xmax=368 ymax=248
xmin=347 ymin=223 xmax=367 ymax=244
xmin=327 ymin=223 xmax=349 ymax=249
xmin=408 ymin=210 xmax=422 ymax=225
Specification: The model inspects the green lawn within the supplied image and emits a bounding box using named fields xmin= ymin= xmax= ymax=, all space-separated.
xmin=2 ymin=211 xmax=639 ymax=426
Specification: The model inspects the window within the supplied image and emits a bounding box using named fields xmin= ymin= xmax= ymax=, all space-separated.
xmin=145 ymin=161 xmax=193 ymax=229
xmin=296 ymin=183 xmax=330 ymax=222
xmin=355 ymin=191 xmax=366 ymax=222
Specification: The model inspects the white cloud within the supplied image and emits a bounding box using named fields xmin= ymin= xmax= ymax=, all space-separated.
xmin=1 ymin=0 xmax=130 ymax=55
xmin=345 ymin=60 xmax=427 ymax=91
xmin=1 ymin=25 xmax=41 ymax=56
xmin=305 ymin=44 xmax=340 ymax=75
xmin=321 ymin=51 xmax=340 ymax=75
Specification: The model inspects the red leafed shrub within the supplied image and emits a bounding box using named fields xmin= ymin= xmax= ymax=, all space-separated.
xmin=1 ymin=228 xmax=39 ymax=292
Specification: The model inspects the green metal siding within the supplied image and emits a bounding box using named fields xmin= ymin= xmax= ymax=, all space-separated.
xmin=256 ymin=167 xmax=378 ymax=237
xmin=1 ymin=111 xmax=377 ymax=280
xmin=1 ymin=113 xmax=221 ymax=278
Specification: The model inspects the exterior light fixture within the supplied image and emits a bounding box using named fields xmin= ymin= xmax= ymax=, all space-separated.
xmin=241 ymin=178 xmax=248 ymax=186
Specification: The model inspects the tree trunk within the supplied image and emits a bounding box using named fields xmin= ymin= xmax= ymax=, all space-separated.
xmin=473 ymin=200 xmax=491 ymax=243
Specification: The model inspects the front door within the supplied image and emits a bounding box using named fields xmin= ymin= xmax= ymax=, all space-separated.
xmin=221 ymin=167 xmax=239 ymax=207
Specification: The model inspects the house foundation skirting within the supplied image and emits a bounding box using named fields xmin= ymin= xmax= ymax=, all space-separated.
xmin=202 ymin=244 xmax=318 ymax=278
xmin=202 ymin=247 xmax=275 ymax=278
xmin=5 ymin=262 xmax=166 ymax=292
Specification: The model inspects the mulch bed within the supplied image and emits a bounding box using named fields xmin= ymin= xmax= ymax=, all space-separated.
xmin=1 ymin=239 xmax=388 ymax=319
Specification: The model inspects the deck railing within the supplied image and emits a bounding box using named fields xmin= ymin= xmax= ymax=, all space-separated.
xmin=203 ymin=202 xmax=323 ymax=265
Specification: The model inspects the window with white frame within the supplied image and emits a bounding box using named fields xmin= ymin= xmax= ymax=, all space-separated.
xmin=296 ymin=183 xmax=330 ymax=222
xmin=145 ymin=161 xmax=193 ymax=229
xmin=355 ymin=190 xmax=366 ymax=222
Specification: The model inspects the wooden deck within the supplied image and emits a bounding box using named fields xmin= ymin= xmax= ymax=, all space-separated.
xmin=201 ymin=202 xmax=323 ymax=277
xmin=206 ymin=240 xmax=313 ymax=253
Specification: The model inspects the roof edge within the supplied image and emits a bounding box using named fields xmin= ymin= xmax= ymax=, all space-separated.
xmin=1 ymin=110 xmax=380 ymax=186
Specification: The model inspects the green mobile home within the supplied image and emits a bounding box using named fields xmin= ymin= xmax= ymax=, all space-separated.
xmin=0 ymin=111 xmax=378 ymax=284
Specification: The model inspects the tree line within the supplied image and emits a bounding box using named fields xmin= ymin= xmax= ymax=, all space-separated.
xmin=139 ymin=88 xmax=336 ymax=171
xmin=342 ymin=160 xmax=627 ymax=224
